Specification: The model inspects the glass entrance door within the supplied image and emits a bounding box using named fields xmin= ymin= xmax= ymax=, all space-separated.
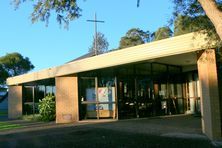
xmin=118 ymin=77 xmax=154 ymax=119
xmin=136 ymin=78 xmax=154 ymax=117
xmin=97 ymin=77 xmax=117 ymax=119
xmin=79 ymin=77 xmax=117 ymax=120
xmin=79 ymin=77 xmax=98 ymax=119
xmin=118 ymin=78 xmax=136 ymax=119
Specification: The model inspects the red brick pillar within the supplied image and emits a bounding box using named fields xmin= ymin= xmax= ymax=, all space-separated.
xmin=197 ymin=49 xmax=222 ymax=140
xmin=55 ymin=76 xmax=79 ymax=123
xmin=8 ymin=86 xmax=23 ymax=119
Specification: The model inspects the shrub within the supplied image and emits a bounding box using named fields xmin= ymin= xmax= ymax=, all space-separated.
xmin=22 ymin=114 xmax=41 ymax=121
xmin=38 ymin=95 xmax=56 ymax=121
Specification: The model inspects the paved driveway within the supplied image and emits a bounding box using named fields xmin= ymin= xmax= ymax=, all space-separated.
xmin=0 ymin=115 xmax=221 ymax=147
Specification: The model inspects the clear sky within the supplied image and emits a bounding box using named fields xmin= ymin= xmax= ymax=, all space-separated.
xmin=0 ymin=0 xmax=173 ymax=72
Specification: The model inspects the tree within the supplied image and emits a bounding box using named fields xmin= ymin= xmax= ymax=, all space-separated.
xmin=12 ymin=0 xmax=81 ymax=28
xmin=173 ymin=14 xmax=215 ymax=36
xmin=88 ymin=32 xmax=109 ymax=55
xmin=0 ymin=64 xmax=9 ymax=85
xmin=172 ymin=0 xmax=222 ymax=40
xmin=197 ymin=0 xmax=222 ymax=40
xmin=152 ymin=26 xmax=172 ymax=41
xmin=118 ymin=28 xmax=150 ymax=49
xmin=174 ymin=15 xmax=195 ymax=36
xmin=137 ymin=0 xmax=222 ymax=40
xmin=0 ymin=52 xmax=34 ymax=79
xmin=13 ymin=0 xmax=222 ymax=40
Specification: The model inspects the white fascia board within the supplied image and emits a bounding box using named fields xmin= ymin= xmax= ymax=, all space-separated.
xmin=6 ymin=32 xmax=210 ymax=86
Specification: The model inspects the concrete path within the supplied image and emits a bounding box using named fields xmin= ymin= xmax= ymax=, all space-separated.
xmin=0 ymin=114 xmax=221 ymax=147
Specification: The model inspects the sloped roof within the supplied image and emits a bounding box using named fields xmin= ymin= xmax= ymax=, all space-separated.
xmin=67 ymin=52 xmax=96 ymax=63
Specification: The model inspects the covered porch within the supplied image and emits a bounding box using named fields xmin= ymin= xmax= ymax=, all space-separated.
xmin=7 ymin=32 xmax=222 ymax=140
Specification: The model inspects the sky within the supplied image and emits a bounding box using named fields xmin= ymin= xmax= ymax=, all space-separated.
xmin=0 ymin=0 xmax=173 ymax=72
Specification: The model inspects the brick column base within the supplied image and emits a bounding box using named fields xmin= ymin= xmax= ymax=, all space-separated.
xmin=56 ymin=76 xmax=79 ymax=123
xmin=197 ymin=49 xmax=222 ymax=140
xmin=8 ymin=86 xmax=23 ymax=119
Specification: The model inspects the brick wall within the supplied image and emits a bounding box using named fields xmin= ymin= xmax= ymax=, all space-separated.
xmin=56 ymin=76 xmax=79 ymax=123
xmin=8 ymin=86 xmax=23 ymax=119
xmin=197 ymin=49 xmax=222 ymax=140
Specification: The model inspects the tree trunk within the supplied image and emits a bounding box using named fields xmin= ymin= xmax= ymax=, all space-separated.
xmin=198 ymin=0 xmax=222 ymax=40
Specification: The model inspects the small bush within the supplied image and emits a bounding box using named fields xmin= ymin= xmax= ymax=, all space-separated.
xmin=22 ymin=114 xmax=41 ymax=121
xmin=38 ymin=95 xmax=55 ymax=121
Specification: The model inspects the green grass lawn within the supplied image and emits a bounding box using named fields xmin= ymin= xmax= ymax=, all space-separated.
xmin=0 ymin=122 xmax=24 ymax=131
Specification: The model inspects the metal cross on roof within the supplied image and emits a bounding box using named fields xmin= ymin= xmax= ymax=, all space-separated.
xmin=87 ymin=13 xmax=105 ymax=56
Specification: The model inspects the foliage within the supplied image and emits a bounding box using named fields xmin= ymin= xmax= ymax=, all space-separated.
xmin=22 ymin=114 xmax=41 ymax=121
xmin=118 ymin=28 xmax=150 ymax=49
xmin=172 ymin=0 xmax=222 ymax=47
xmin=12 ymin=0 xmax=81 ymax=28
xmin=0 ymin=64 xmax=9 ymax=85
xmin=174 ymin=15 xmax=194 ymax=36
xmin=0 ymin=52 xmax=34 ymax=86
xmin=38 ymin=95 xmax=55 ymax=121
xmin=88 ymin=32 xmax=109 ymax=55
xmin=172 ymin=0 xmax=222 ymax=16
xmin=173 ymin=15 xmax=215 ymax=37
xmin=152 ymin=26 xmax=172 ymax=41
xmin=0 ymin=52 xmax=34 ymax=79
xmin=12 ymin=0 xmax=222 ymax=40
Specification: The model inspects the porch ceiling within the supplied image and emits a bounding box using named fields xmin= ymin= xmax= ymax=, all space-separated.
xmin=7 ymin=32 xmax=211 ymax=86
xmin=152 ymin=52 xmax=197 ymax=66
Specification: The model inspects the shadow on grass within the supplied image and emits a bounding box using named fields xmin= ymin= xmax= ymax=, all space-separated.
xmin=0 ymin=122 xmax=24 ymax=131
